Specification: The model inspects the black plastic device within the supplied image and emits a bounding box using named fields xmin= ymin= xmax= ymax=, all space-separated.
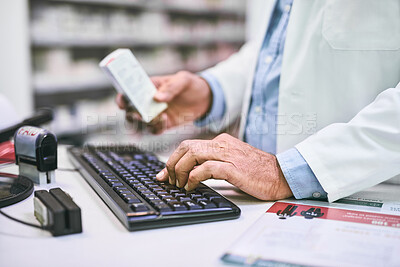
xmin=14 ymin=126 xmax=58 ymax=172
xmin=34 ymin=188 xmax=82 ymax=236
xmin=14 ymin=126 xmax=57 ymax=184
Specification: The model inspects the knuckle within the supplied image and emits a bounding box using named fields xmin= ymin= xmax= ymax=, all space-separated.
xmin=176 ymin=70 xmax=191 ymax=78
xmin=180 ymin=140 xmax=190 ymax=149
xmin=188 ymin=172 xmax=199 ymax=184
xmin=203 ymin=161 xmax=215 ymax=172
xmin=216 ymin=133 xmax=230 ymax=140
xmin=188 ymin=143 xmax=200 ymax=155
xmin=176 ymin=70 xmax=193 ymax=84
xmin=166 ymin=161 xmax=174 ymax=172
xmin=174 ymin=161 xmax=184 ymax=174
xmin=211 ymin=140 xmax=228 ymax=155
xmin=188 ymin=171 xmax=195 ymax=180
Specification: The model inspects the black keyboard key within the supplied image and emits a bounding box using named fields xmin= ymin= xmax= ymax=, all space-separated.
xmin=136 ymin=186 xmax=147 ymax=191
xmin=150 ymin=199 xmax=164 ymax=206
xmin=157 ymin=194 xmax=170 ymax=200
xmin=143 ymin=192 xmax=156 ymax=198
xmin=139 ymin=190 xmax=152 ymax=196
xmin=173 ymin=193 xmax=186 ymax=198
xmin=203 ymin=192 xmax=220 ymax=199
xmin=146 ymin=196 xmax=160 ymax=201
xmin=194 ymin=196 xmax=207 ymax=202
xmin=208 ymin=196 xmax=222 ymax=201
xmin=212 ymin=198 xmax=231 ymax=208
xmin=184 ymin=201 xmax=202 ymax=210
xmin=198 ymin=200 xmax=217 ymax=209
xmin=162 ymin=196 xmax=176 ymax=202
xmin=189 ymin=193 xmax=202 ymax=199
xmin=169 ymin=203 xmax=188 ymax=211
xmin=103 ymin=174 xmax=117 ymax=180
xmin=150 ymin=186 xmax=163 ymax=192
xmin=109 ymin=181 xmax=124 ymax=187
xmin=157 ymin=205 xmax=172 ymax=212
xmin=124 ymin=195 xmax=141 ymax=204
xmin=178 ymin=197 xmax=191 ymax=202
xmin=118 ymin=190 xmax=132 ymax=195
xmin=133 ymin=154 xmax=144 ymax=160
xmin=113 ymin=186 xmax=128 ymax=191
xmin=110 ymin=182 xmax=123 ymax=187
xmin=131 ymin=204 xmax=149 ymax=212
xmin=128 ymin=180 xmax=141 ymax=187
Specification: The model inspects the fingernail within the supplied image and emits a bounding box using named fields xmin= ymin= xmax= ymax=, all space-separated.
xmin=184 ymin=184 xmax=190 ymax=191
xmin=176 ymin=179 xmax=180 ymax=188
xmin=154 ymin=92 xmax=163 ymax=100
xmin=156 ymin=170 xmax=165 ymax=180
xmin=169 ymin=177 xmax=174 ymax=185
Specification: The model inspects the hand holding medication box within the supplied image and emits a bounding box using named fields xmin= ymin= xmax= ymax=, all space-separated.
xmin=99 ymin=49 xmax=167 ymax=123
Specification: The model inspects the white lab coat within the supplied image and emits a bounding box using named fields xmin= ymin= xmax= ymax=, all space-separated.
xmin=205 ymin=0 xmax=400 ymax=202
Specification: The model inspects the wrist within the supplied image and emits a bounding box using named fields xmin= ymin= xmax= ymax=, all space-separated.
xmin=274 ymin=155 xmax=294 ymax=199
xmin=195 ymin=76 xmax=213 ymax=120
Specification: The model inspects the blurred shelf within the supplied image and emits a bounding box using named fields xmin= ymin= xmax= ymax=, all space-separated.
xmin=34 ymin=78 xmax=112 ymax=94
xmin=34 ymin=87 xmax=114 ymax=108
xmin=31 ymin=37 xmax=245 ymax=48
xmin=33 ymin=59 xmax=220 ymax=97
xmin=31 ymin=0 xmax=246 ymax=108
xmin=161 ymin=4 xmax=245 ymax=18
xmin=48 ymin=0 xmax=246 ymax=18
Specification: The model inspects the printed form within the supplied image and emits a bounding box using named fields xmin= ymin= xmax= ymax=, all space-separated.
xmin=223 ymin=197 xmax=400 ymax=267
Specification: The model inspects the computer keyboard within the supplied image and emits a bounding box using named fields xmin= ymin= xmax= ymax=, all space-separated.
xmin=67 ymin=145 xmax=240 ymax=231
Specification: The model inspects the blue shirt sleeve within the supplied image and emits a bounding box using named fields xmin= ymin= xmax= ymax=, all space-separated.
xmin=194 ymin=71 xmax=226 ymax=127
xmin=277 ymin=148 xmax=327 ymax=200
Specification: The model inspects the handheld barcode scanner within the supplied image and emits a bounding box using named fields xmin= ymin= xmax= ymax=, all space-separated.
xmin=14 ymin=126 xmax=57 ymax=184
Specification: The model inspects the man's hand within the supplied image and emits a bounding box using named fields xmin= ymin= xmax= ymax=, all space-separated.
xmin=156 ymin=133 xmax=293 ymax=201
xmin=115 ymin=71 xmax=212 ymax=134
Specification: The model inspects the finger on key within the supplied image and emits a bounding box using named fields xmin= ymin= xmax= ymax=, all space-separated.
xmin=156 ymin=168 xmax=169 ymax=181
xmin=164 ymin=140 xmax=193 ymax=185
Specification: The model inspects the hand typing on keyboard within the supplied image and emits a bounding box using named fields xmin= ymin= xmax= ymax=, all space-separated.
xmin=72 ymin=145 xmax=241 ymax=230
xmin=156 ymin=133 xmax=293 ymax=201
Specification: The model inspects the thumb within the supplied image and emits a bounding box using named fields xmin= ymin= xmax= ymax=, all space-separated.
xmin=153 ymin=75 xmax=189 ymax=103
xmin=151 ymin=76 xmax=169 ymax=89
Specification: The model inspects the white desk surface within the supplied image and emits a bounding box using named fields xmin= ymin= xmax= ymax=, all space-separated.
xmin=1 ymin=146 xmax=399 ymax=267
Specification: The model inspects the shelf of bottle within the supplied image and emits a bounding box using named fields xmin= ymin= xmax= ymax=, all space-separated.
xmin=33 ymin=60 xmax=219 ymax=102
xmin=31 ymin=36 xmax=245 ymax=48
xmin=48 ymin=0 xmax=246 ymax=18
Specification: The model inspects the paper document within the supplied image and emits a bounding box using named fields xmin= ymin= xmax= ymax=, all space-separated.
xmin=222 ymin=201 xmax=400 ymax=267
xmin=100 ymin=49 xmax=167 ymax=123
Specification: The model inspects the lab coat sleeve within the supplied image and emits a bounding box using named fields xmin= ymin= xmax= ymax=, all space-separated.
xmin=201 ymin=41 xmax=259 ymax=131
xmin=296 ymin=82 xmax=400 ymax=202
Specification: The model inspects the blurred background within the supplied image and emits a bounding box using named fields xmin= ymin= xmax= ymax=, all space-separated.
xmin=0 ymin=0 xmax=264 ymax=155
